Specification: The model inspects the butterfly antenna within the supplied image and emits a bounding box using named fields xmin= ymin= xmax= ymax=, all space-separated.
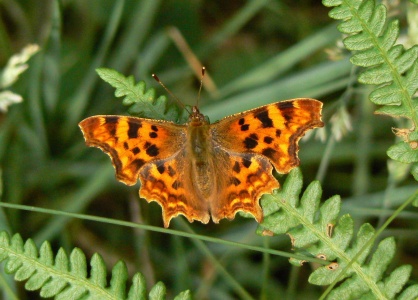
xmin=152 ymin=74 xmax=191 ymax=114
xmin=197 ymin=66 xmax=205 ymax=108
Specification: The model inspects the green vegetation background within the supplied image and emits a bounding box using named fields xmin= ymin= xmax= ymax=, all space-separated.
xmin=0 ymin=0 xmax=417 ymax=299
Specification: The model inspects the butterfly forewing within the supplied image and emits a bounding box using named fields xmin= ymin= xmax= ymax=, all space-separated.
xmin=79 ymin=116 xmax=187 ymax=185
xmin=211 ymin=99 xmax=324 ymax=173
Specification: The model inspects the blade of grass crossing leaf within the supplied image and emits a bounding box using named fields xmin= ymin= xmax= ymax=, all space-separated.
xmin=63 ymin=0 xmax=125 ymax=139
xmin=109 ymin=0 xmax=162 ymax=71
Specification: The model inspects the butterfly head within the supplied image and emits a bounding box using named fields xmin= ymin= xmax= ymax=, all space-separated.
xmin=189 ymin=106 xmax=208 ymax=126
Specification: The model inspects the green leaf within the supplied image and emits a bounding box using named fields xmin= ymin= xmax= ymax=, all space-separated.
xmin=383 ymin=265 xmax=412 ymax=298
xmin=127 ymin=272 xmax=147 ymax=300
xmin=258 ymin=168 xmax=414 ymax=298
xmin=0 ymin=231 xmax=189 ymax=299
xmin=398 ymin=284 xmax=418 ymax=300
xmin=109 ymin=261 xmax=128 ymax=299
xmin=387 ymin=141 xmax=418 ymax=163
xmin=411 ymin=163 xmax=418 ymax=183
xmin=70 ymin=248 xmax=87 ymax=278
xmin=323 ymin=0 xmax=418 ymax=165
xmin=96 ymin=68 xmax=188 ymax=123
xmin=149 ymin=282 xmax=166 ymax=300
xmin=173 ymin=290 xmax=192 ymax=300
xmin=90 ymin=253 xmax=107 ymax=287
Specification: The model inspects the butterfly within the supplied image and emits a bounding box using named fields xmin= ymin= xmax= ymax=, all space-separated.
xmin=79 ymin=99 xmax=323 ymax=227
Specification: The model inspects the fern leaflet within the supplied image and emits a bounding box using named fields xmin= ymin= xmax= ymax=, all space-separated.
xmin=96 ymin=68 xmax=189 ymax=124
xmin=322 ymin=0 xmax=418 ymax=164
xmin=0 ymin=231 xmax=190 ymax=300
xmin=257 ymin=168 xmax=418 ymax=299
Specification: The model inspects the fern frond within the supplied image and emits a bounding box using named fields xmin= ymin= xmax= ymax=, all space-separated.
xmin=323 ymin=0 xmax=418 ymax=162
xmin=96 ymin=68 xmax=189 ymax=123
xmin=257 ymin=168 xmax=418 ymax=299
xmin=0 ymin=231 xmax=190 ymax=300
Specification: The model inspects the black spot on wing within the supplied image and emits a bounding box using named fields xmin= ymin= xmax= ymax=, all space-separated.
xmin=132 ymin=158 xmax=145 ymax=169
xmin=232 ymin=161 xmax=241 ymax=173
xmin=167 ymin=165 xmax=176 ymax=177
xmin=105 ymin=116 xmax=119 ymax=124
xmin=149 ymin=132 xmax=158 ymax=138
xmin=230 ymin=177 xmax=241 ymax=186
xmin=144 ymin=142 xmax=159 ymax=157
xmin=262 ymin=147 xmax=277 ymax=158
xmin=157 ymin=164 xmax=165 ymax=174
xmin=238 ymin=118 xmax=251 ymax=131
xmin=131 ymin=147 xmax=140 ymax=155
xmin=255 ymin=111 xmax=273 ymax=128
xmin=146 ymin=145 xmax=159 ymax=157
xmin=264 ymin=136 xmax=273 ymax=144
xmin=239 ymin=190 xmax=251 ymax=199
xmin=241 ymin=124 xmax=250 ymax=131
xmin=283 ymin=113 xmax=292 ymax=122
xmin=278 ymin=101 xmax=294 ymax=109
xmin=123 ymin=142 xmax=129 ymax=150
xmin=244 ymin=136 xmax=258 ymax=149
xmin=242 ymin=157 xmax=252 ymax=168
xmin=128 ymin=121 xmax=141 ymax=139
xmin=172 ymin=180 xmax=182 ymax=190
xmin=249 ymin=133 xmax=259 ymax=140
xmin=105 ymin=118 xmax=117 ymax=137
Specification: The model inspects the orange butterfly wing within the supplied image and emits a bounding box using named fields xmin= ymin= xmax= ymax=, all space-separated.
xmin=79 ymin=116 xmax=185 ymax=185
xmin=79 ymin=116 xmax=212 ymax=227
xmin=209 ymin=99 xmax=323 ymax=222
xmin=212 ymin=99 xmax=324 ymax=173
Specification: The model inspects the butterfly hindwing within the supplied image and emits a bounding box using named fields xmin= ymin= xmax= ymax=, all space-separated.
xmin=139 ymin=154 xmax=211 ymax=227
xmin=210 ymin=150 xmax=279 ymax=223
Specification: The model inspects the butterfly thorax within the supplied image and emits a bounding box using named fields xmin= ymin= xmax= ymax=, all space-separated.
xmin=187 ymin=106 xmax=215 ymax=200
